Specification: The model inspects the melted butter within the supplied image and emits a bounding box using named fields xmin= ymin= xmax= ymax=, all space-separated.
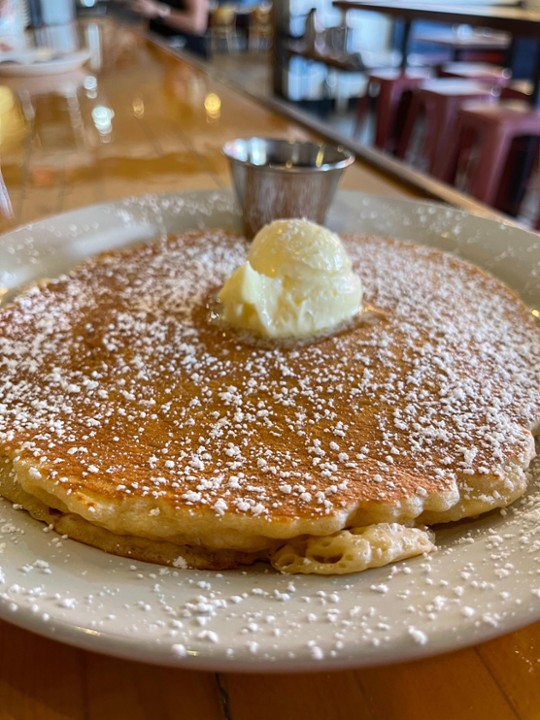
xmin=217 ymin=219 xmax=363 ymax=340
xmin=209 ymin=300 xmax=387 ymax=349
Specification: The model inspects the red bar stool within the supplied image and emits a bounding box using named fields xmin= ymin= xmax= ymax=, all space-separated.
xmin=442 ymin=99 xmax=540 ymax=209
xmin=397 ymin=78 xmax=499 ymax=178
xmin=354 ymin=67 xmax=432 ymax=153
xmin=438 ymin=62 xmax=511 ymax=87
xmin=500 ymin=80 xmax=533 ymax=101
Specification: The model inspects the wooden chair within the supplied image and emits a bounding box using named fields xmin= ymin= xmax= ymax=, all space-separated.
xmin=249 ymin=5 xmax=273 ymax=51
xmin=209 ymin=5 xmax=239 ymax=54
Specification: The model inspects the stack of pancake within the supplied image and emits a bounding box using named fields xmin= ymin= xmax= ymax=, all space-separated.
xmin=0 ymin=229 xmax=538 ymax=574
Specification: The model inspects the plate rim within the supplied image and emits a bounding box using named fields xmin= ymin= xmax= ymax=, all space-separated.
xmin=0 ymin=189 xmax=539 ymax=672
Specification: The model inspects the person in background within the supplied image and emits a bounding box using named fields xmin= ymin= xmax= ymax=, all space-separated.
xmin=129 ymin=0 xmax=210 ymax=58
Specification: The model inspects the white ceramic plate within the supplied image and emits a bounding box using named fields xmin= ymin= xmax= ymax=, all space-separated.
xmin=0 ymin=48 xmax=90 ymax=77
xmin=0 ymin=190 xmax=539 ymax=672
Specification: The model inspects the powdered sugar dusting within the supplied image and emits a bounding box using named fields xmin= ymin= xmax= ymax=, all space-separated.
xmin=0 ymin=231 xmax=538 ymax=536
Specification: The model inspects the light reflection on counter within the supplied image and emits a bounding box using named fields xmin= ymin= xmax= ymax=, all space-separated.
xmin=132 ymin=97 xmax=145 ymax=119
xmin=83 ymin=75 xmax=98 ymax=99
xmin=204 ymin=92 xmax=221 ymax=122
xmin=91 ymin=105 xmax=115 ymax=139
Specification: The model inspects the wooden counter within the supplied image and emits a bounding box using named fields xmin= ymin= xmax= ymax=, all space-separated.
xmin=0 ymin=15 xmax=539 ymax=720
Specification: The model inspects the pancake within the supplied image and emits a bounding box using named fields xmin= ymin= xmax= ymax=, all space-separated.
xmin=0 ymin=230 xmax=538 ymax=574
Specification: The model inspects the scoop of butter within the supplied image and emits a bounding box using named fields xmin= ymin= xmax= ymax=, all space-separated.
xmin=218 ymin=219 xmax=363 ymax=339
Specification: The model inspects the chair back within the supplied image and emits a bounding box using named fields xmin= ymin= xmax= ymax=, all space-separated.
xmin=211 ymin=5 xmax=236 ymax=28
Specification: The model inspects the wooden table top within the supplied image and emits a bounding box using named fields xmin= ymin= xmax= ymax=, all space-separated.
xmin=0 ymin=15 xmax=538 ymax=720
